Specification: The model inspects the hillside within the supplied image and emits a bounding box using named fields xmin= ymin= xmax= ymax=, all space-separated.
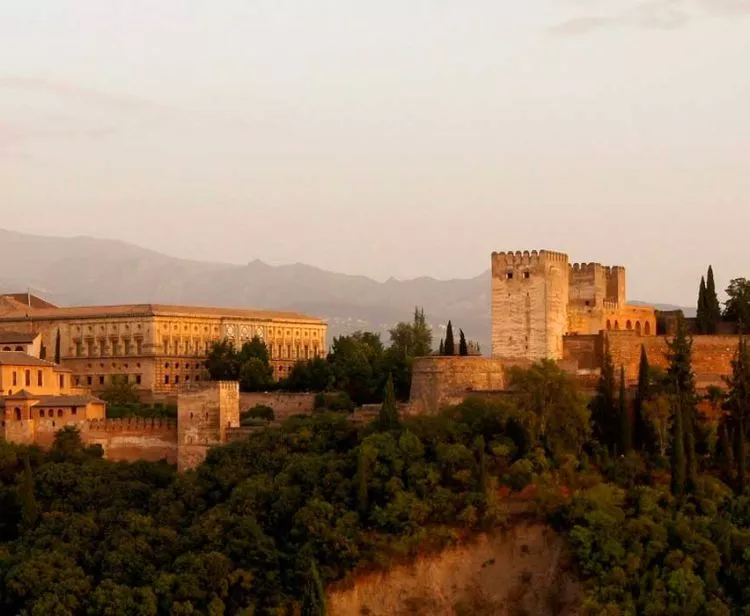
xmin=0 ymin=228 xmax=690 ymax=351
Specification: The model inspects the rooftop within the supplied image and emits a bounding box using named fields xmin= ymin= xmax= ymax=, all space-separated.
xmin=0 ymin=352 xmax=64 ymax=368
xmin=0 ymin=295 xmax=325 ymax=324
xmin=0 ymin=331 xmax=39 ymax=344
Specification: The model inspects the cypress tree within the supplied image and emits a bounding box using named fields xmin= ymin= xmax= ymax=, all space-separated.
xmin=475 ymin=436 xmax=488 ymax=500
xmin=301 ymin=560 xmax=327 ymax=616
xmin=39 ymin=344 xmax=47 ymax=360
xmin=54 ymin=328 xmax=61 ymax=364
xmin=671 ymin=391 xmax=686 ymax=499
xmin=444 ymin=321 xmax=455 ymax=356
xmin=667 ymin=317 xmax=698 ymax=494
xmin=706 ymin=265 xmax=721 ymax=334
xmin=20 ymin=455 xmax=38 ymax=532
xmin=459 ymin=329 xmax=469 ymax=356
xmin=357 ymin=446 xmax=369 ymax=517
xmin=726 ymin=337 xmax=750 ymax=494
xmin=634 ymin=345 xmax=651 ymax=451
xmin=696 ymin=276 xmax=708 ymax=334
xmin=619 ymin=366 xmax=632 ymax=455
xmin=438 ymin=338 xmax=444 ymax=356
xmin=592 ymin=336 xmax=618 ymax=452
xmin=377 ymin=373 xmax=400 ymax=431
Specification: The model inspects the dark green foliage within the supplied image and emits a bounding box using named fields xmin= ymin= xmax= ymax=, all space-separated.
xmin=205 ymin=339 xmax=241 ymax=381
xmin=106 ymin=402 xmax=176 ymax=419
xmin=54 ymin=328 xmax=61 ymax=364
xmin=19 ymin=455 xmax=38 ymax=532
xmin=39 ymin=344 xmax=46 ymax=360
xmin=357 ymin=446 xmax=369 ymax=516
xmin=667 ymin=317 xmax=698 ymax=493
xmin=475 ymin=436 xmax=488 ymax=501
xmin=444 ymin=321 xmax=455 ymax=356
xmin=283 ymin=357 xmax=334 ymax=392
xmin=100 ymin=375 xmax=141 ymax=406
xmin=206 ymin=338 xmax=273 ymax=392
xmin=726 ymin=338 xmax=750 ymax=494
xmin=301 ymin=560 xmax=326 ymax=616
xmin=706 ymin=265 xmax=721 ymax=332
xmin=389 ymin=307 xmax=433 ymax=358
xmin=725 ymin=278 xmax=750 ymax=332
xmin=459 ymin=329 xmax=468 ymax=356
xmin=696 ymin=275 xmax=709 ymax=334
xmin=591 ymin=337 xmax=618 ymax=453
xmin=670 ymin=393 xmax=686 ymax=498
xmin=376 ymin=374 xmax=400 ymax=431
xmin=619 ymin=366 xmax=632 ymax=455
xmin=438 ymin=339 xmax=444 ymax=355
xmin=633 ymin=346 xmax=652 ymax=452
xmin=314 ymin=391 xmax=355 ymax=413
xmin=240 ymin=404 xmax=274 ymax=424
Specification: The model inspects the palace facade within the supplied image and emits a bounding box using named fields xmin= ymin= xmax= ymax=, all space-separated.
xmin=0 ymin=294 xmax=327 ymax=398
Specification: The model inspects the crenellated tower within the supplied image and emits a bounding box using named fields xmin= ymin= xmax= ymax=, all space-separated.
xmin=491 ymin=250 xmax=570 ymax=361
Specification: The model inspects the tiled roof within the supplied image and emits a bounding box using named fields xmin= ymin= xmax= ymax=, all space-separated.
xmin=35 ymin=395 xmax=104 ymax=407
xmin=4 ymin=389 xmax=39 ymax=400
xmin=0 ymin=352 xmax=58 ymax=367
xmin=0 ymin=302 xmax=325 ymax=324
xmin=0 ymin=331 xmax=39 ymax=344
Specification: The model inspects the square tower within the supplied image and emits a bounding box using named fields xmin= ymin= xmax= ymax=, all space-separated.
xmin=491 ymin=250 xmax=570 ymax=361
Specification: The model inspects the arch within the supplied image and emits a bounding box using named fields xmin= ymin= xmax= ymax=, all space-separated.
xmin=606 ymin=320 xmax=611 ymax=330
xmin=635 ymin=321 xmax=642 ymax=335
xmin=645 ymin=321 xmax=652 ymax=335
xmin=14 ymin=346 xmax=23 ymax=352
xmin=626 ymin=320 xmax=632 ymax=330
xmin=2 ymin=346 xmax=10 ymax=351
xmin=14 ymin=408 xmax=21 ymax=421
xmin=39 ymin=410 xmax=45 ymax=418
xmin=57 ymin=409 xmax=63 ymax=417
xmin=614 ymin=321 xmax=620 ymax=330
xmin=48 ymin=409 xmax=54 ymax=418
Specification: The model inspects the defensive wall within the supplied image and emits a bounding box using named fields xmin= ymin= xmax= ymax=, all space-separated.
xmin=239 ymin=392 xmax=317 ymax=422
xmin=84 ymin=418 xmax=178 ymax=463
xmin=407 ymin=356 xmax=528 ymax=416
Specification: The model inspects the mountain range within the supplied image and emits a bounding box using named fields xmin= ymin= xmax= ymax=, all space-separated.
xmin=0 ymin=228 xmax=689 ymax=352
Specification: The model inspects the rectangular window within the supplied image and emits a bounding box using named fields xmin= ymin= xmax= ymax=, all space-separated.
xmin=98 ymin=375 xmax=104 ymax=385
xmin=99 ymin=340 xmax=106 ymax=356
xmin=12 ymin=371 xmax=17 ymax=386
xmin=136 ymin=339 xmax=143 ymax=355
xmin=59 ymin=374 xmax=64 ymax=389
xmin=75 ymin=341 xmax=83 ymax=357
xmin=163 ymin=338 xmax=169 ymax=354
xmin=111 ymin=341 xmax=119 ymax=356
xmin=135 ymin=375 xmax=142 ymax=385
xmin=174 ymin=375 xmax=180 ymax=384
xmin=37 ymin=370 xmax=43 ymax=387
xmin=87 ymin=341 xmax=94 ymax=356
xmin=87 ymin=376 xmax=93 ymax=386
xmin=74 ymin=376 xmax=81 ymax=386
xmin=25 ymin=370 xmax=31 ymax=387
xmin=123 ymin=339 xmax=131 ymax=355
xmin=71 ymin=408 xmax=77 ymax=416
xmin=164 ymin=375 xmax=170 ymax=384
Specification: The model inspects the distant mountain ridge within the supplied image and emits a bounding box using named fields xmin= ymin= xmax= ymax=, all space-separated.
xmin=0 ymin=228 xmax=690 ymax=351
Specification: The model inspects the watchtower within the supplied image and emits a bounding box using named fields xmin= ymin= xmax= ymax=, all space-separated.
xmin=491 ymin=250 xmax=570 ymax=361
xmin=176 ymin=381 xmax=240 ymax=472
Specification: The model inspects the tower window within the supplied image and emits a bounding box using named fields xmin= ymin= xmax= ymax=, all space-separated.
xmin=523 ymin=272 xmax=530 ymax=279
xmin=506 ymin=272 xmax=514 ymax=280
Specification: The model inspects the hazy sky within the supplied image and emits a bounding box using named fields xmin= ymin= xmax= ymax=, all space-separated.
xmin=2 ymin=0 xmax=749 ymax=305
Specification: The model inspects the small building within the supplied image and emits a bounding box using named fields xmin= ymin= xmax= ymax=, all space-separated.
xmin=0 ymin=331 xmax=41 ymax=357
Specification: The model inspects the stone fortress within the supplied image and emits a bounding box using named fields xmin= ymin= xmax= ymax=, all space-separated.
xmin=408 ymin=249 xmax=743 ymax=415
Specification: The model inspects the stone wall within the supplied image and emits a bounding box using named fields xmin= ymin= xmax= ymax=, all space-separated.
xmin=408 ymin=356 xmax=523 ymax=416
xmin=562 ymin=334 xmax=602 ymax=371
xmin=84 ymin=418 xmax=177 ymax=463
xmin=607 ymin=331 xmax=741 ymax=390
xmin=239 ymin=392 xmax=316 ymax=422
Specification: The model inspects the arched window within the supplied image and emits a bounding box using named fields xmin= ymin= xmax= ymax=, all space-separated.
xmin=606 ymin=320 xmax=611 ymax=330
xmin=14 ymin=408 xmax=21 ymax=420
xmin=57 ymin=409 xmax=63 ymax=417
xmin=48 ymin=409 xmax=54 ymax=418
xmin=614 ymin=321 xmax=620 ymax=330
xmin=14 ymin=346 xmax=23 ymax=352
xmin=626 ymin=320 xmax=632 ymax=330
xmin=635 ymin=321 xmax=642 ymax=335
xmin=2 ymin=346 xmax=10 ymax=351
xmin=645 ymin=321 xmax=652 ymax=335
xmin=39 ymin=410 xmax=44 ymax=418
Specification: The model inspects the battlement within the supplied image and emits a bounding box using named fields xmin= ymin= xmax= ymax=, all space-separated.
xmin=87 ymin=417 xmax=177 ymax=432
xmin=492 ymin=250 xmax=568 ymax=267
xmin=570 ymin=262 xmax=603 ymax=274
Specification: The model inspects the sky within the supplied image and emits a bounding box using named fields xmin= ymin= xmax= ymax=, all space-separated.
xmin=2 ymin=0 xmax=749 ymax=305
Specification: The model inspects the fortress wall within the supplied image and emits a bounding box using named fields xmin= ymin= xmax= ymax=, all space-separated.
xmin=568 ymin=262 xmax=606 ymax=304
xmin=408 ymin=356 xmax=523 ymax=416
xmin=607 ymin=332 xmax=741 ymax=390
xmin=562 ymin=335 xmax=602 ymax=371
xmin=239 ymin=392 xmax=316 ymax=422
xmin=85 ymin=418 xmax=177 ymax=463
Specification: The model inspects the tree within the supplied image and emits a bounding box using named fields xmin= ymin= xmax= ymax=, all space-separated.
xmin=644 ymin=395 xmax=672 ymax=457
xmin=706 ymin=265 xmax=721 ymax=333
xmin=19 ymin=455 xmax=38 ymax=532
xmin=459 ymin=329 xmax=469 ymax=356
xmin=239 ymin=336 xmax=271 ymax=366
xmin=54 ymin=328 xmax=61 ymax=364
xmin=670 ymin=390 xmax=686 ymax=499
xmin=444 ymin=321 xmax=455 ymax=356
xmin=284 ymin=358 xmax=334 ymax=392
xmin=239 ymin=357 xmax=274 ymax=392
xmin=591 ymin=337 xmax=618 ymax=452
xmin=357 ymin=446 xmax=369 ymax=517
xmin=696 ymin=276 xmax=708 ymax=334
xmin=205 ymin=340 xmax=240 ymax=381
xmin=619 ymin=366 xmax=632 ymax=455
xmin=411 ymin=307 xmax=433 ymax=357
xmin=475 ymin=436 xmax=488 ymax=501
xmin=300 ymin=560 xmax=326 ymax=616
xmin=39 ymin=344 xmax=46 ymax=360
xmin=329 ymin=332 xmax=382 ymax=404
xmin=99 ymin=376 xmax=140 ymax=406
xmin=438 ymin=339 xmax=444 ymax=356
xmin=725 ymin=278 xmax=750 ymax=332
xmin=725 ymin=338 xmax=750 ymax=494
xmin=634 ymin=346 xmax=652 ymax=452
xmin=667 ymin=317 xmax=697 ymax=494
xmin=376 ymin=373 xmax=400 ymax=431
